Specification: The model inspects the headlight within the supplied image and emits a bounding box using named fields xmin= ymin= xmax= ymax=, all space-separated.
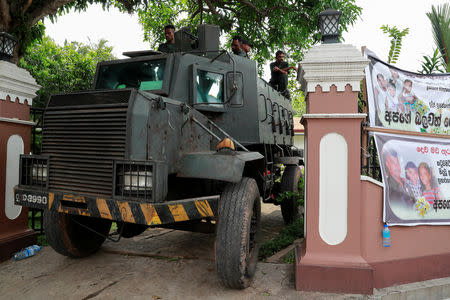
xmin=20 ymin=155 xmax=49 ymax=188
xmin=32 ymin=164 xmax=48 ymax=182
xmin=123 ymin=170 xmax=152 ymax=191
xmin=115 ymin=161 xmax=154 ymax=199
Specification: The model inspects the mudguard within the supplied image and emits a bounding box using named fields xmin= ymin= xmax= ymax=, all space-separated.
xmin=177 ymin=151 xmax=263 ymax=183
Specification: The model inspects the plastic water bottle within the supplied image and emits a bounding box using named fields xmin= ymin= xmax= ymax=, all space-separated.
xmin=13 ymin=245 xmax=41 ymax=261
xmin=382 ymin=224 xmax=391 ymax=247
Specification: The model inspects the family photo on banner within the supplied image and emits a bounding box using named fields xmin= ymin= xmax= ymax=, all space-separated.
xmin=365 ymin=49 xmax=449 ymax=135
xmin=364 ymin=49 xmax=450 ymax=225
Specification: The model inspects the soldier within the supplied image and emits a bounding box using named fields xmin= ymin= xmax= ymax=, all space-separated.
xmin=158 ymin=24 xmax=176 ymax=53
xmin=231 ymin=35 xmax=247 ymax=57
xmin=269 ymin=50 xmax=297 ymax=99
xmin=241 ymin=39 xmax=253 ymax=57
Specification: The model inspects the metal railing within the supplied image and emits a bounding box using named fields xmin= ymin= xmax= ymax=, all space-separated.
xmin=29 ymin=107 xmax=44 ymax=235
xmin=359 ymin=93 xmax=382 ymax=182
xmin=361 ymin=127 xmax=382 ymax=182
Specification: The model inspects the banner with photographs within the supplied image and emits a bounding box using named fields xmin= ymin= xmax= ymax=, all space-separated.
xmin=365 ymin=50 xmax=450 ymax=135
xmin=374 ymin=132 xmax=450 ymax=225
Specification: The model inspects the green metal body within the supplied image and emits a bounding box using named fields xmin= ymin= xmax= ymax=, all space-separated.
xmin=14 ymin=25 xmax=298 ymax=226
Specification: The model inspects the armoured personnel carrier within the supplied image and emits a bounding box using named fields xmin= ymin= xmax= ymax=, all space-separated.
xmin=15 ymin=24 xmax=301 ymax=288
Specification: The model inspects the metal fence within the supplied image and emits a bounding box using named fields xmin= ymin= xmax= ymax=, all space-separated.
xmin=359 ymin=95 xmax=382 ymax=182
xmin=29 ymin=107 xmax=44 ymax=235
xmin=361 ymin=129 xmax=382 ymax=182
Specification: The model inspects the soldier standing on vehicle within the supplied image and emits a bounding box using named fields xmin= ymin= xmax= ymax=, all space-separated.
xmin=241 ymin=39 xmax=253 ymax=58
xmin=158 ymin=24 xmax=176 ymax=53
xmin=231 ymin=35 xmax=247 ymax=57
xmin=269 ymin=50 xmax=298 ymax=99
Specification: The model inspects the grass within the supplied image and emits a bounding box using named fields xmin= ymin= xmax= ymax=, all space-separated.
xmin=259 ymin=169 xmax=305 ymax=262
xmin=282 ymin=249 xmax=295 ymax=264
xmin=28 ymin=210 xmax=48 ymax=246
xmin=258 ymin=217 xmax=304 ymax=260
xmin=27 ymin=210 xmax=42 ymax=230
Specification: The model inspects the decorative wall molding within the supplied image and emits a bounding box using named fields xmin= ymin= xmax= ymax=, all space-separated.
xmin=298 ymin=43 xmax=369 ymax=93
xmin=302 ymin=113 xmax=367 ymax=119
xmin=319 ymin=132 xmax=348 ymax=245
xmin=0 ymin=61 xmax=40 ymax=106
xmin=5 ymin=134 xmax=24 ymax=220
xmin=360 ymin=175 xmax=383 ymax=187
xmin=0 ymin=117 xmax=35 ymax=126
xmin=301 ymin=113 xmax=367 ymax=125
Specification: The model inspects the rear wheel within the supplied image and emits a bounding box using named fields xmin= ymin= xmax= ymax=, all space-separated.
xmin=44 ymin=210 xmax=111 ymax=257
xmin=280 ymin=165 xmax=302 ymax=224
xmin=216 ymin=177 xmax=261 ymax=289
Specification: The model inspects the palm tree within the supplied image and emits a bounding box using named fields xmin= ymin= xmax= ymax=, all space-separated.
xmin=427 ymin=3 xmax=450 ymax=72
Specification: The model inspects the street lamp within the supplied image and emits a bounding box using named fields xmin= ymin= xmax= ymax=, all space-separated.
xmin=318 ymin=8 xmax=342 ymax=43
xmin=0 ymin=32 xmax=17 ymax=62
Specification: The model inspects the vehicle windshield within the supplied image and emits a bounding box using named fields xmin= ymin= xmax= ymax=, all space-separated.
xmin=95 ymin=59 xmax=166 ymax=91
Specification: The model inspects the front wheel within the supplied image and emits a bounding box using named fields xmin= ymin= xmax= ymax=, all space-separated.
xmin=216 ymin=177 xmax=261 ymax=289
xmin=44 ymin=210 xmax=111 ymax=258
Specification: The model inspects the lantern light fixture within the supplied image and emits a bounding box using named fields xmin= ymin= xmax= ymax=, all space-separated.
xmin=0 ymin=32 xmax=17 ymax=62
xmin=318 ymin=7 xmax=342 ymax=44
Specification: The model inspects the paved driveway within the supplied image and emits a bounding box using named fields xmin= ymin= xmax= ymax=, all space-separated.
xmin=0 ymin=203 xmax=311 ymax=300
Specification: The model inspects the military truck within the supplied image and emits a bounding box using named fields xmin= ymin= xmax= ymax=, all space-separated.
xmin=14 ymin=25 xmax=301 ymax=289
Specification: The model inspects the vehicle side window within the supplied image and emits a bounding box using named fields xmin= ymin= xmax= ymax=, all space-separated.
xmin=196 ymin=70 xmax=224 ymax=104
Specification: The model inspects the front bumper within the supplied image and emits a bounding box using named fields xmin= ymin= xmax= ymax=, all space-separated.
xmin=14 ymin=186 xmax=218 ymax=226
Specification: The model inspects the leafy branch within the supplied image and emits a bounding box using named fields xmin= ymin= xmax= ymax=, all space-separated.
xmin=426 ymin=3 xmax=450 ymax=72
xmin=275 ymin=173 xmax=305 ymax=208
xmin=380 ymin=25 xmax=409 ymax=64
xmin=419 ymin=48 xmax=444 ymax=74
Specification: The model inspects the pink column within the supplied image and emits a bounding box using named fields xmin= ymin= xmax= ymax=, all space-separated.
xmin=0 ymin=60 xmax=40 ymax=262
xmin=296 ymin=44 xmax=371 ymax=293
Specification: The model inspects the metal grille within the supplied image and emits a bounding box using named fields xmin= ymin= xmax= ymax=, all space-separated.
xmin=0 ymin=32 xmax=17 ymax=60
xmin=28 ymin=108 xmax=45 ymax=236
xmin=361 ymin=132 xmax=382 ymax=182
xmin=359 ymin=93 xmax=382 ymax=182
xmin=20 ymin=155 xmax=49 ymax=188
xmin=320 ymin=14 xmax=340 ymax=35
xmin=30 ymin=107 xmax=44 ymax=154
xmin=114 ymin=161 xmax=153 ymax=201
xmin=42 ymin=103 xmax=128 ymax=196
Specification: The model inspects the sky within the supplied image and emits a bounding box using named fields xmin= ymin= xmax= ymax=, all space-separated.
xmin=45 ymin=0 xmax=448 ymax=76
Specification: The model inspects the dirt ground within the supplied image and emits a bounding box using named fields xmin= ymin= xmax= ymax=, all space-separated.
xmin=0 ymin=203 xmax=361 ymax=300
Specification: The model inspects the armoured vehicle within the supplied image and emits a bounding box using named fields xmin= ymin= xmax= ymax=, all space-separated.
xmin=14 ymin=25 xmax=301 ymax=289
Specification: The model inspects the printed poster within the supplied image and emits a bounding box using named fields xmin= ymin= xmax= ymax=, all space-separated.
xmin=365 ymin=49 xmax=450 ymax=135
xmin=374 ymin=132 xmax=450 ymax=225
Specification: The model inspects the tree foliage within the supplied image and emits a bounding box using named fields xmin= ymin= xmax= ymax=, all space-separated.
xmin=19 ymin=36 xmax=116 ymax=107
xmin=288 ymin=75 xmax=305 ymax=117
xmin=2 ymin=0 xmax=361 ymax=65
xmin=0 ymin=0 xmax=137 ymax=61
xmin=427 ymin=3 xmax=450 ymax=72
xmin=419 ymin=48 xmax=444 ymax=74
xmin=137 ymin=0 xmax=362 ymax=66
xmin=380 ymin=25 xmax=409 ymax=64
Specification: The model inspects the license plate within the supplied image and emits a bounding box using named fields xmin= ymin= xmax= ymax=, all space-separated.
xmin=15 ymin=191 xmax=49 ymax=208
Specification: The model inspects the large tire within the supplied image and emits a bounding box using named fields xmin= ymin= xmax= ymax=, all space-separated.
xmin=44 ymin=210 xmax=111 ymax=258
xmin=216 ymin=177 xmax=261 ymax=289
xmin=280 ymin=165 xmax=302 ymax=224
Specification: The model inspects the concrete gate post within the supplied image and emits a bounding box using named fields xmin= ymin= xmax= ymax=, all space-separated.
xmin=296 ymin=43 xmax=371 ymax=293
xmin=0 ymin=60 xmax=40 ymax=262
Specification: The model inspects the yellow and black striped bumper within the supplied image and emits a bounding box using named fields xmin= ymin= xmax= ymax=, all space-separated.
xmin=14 ymin=186 xmax=218 ymax=226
